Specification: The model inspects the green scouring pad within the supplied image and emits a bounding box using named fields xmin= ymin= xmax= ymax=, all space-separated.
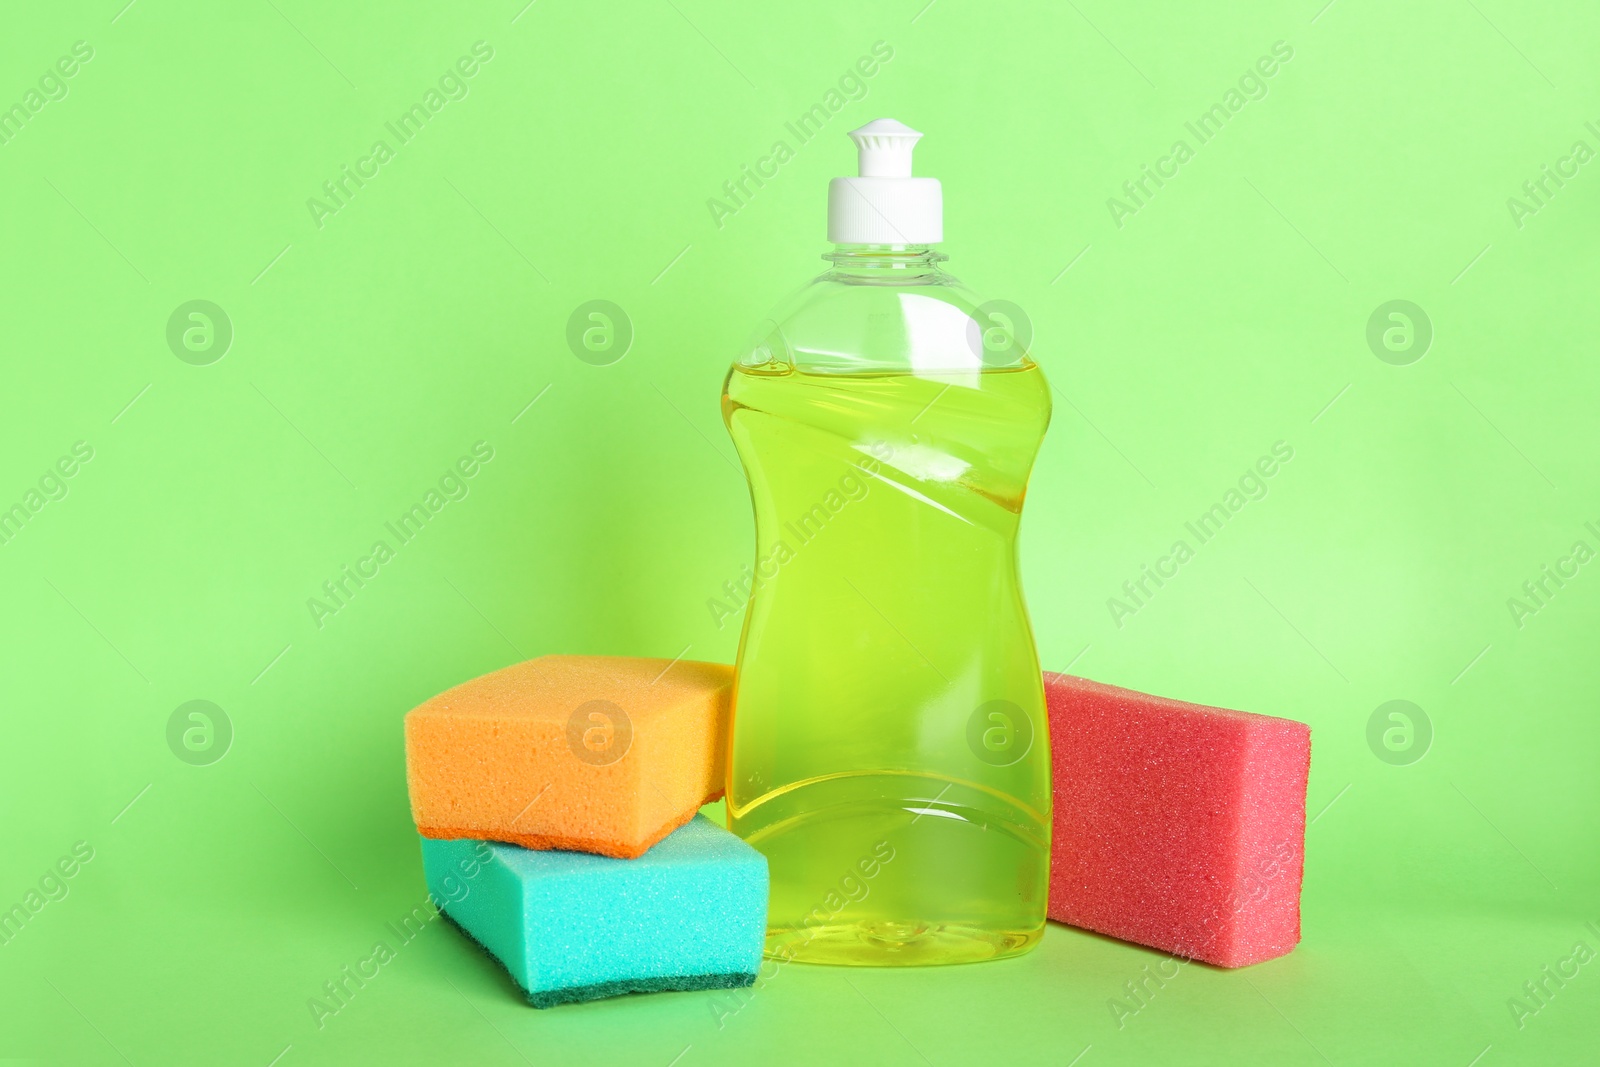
xmin=422 ymin=814 xmax=767 ymax=1007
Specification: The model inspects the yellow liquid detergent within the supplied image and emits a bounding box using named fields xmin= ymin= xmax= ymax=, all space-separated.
xmin=722 ymin=359 xmax=1053 ymax=965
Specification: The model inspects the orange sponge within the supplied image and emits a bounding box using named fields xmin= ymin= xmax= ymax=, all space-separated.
xmin=405 ymin=655 xmax=732 ymax=860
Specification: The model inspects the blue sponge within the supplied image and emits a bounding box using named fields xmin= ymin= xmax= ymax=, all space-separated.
xmin=422 ymin=814 xmax=768 ymax=1008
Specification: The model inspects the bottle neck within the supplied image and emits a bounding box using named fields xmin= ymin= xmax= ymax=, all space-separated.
xmin=823 ymin=243 xmax=947 ymax=281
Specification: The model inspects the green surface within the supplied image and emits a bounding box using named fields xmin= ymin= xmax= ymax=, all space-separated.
xmin=1 ymin=1 xmax=1597 ymax=1064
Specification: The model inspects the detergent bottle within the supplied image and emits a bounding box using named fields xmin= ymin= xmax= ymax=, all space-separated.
xmin=722 ymin=119 xmax=1053 ymax=965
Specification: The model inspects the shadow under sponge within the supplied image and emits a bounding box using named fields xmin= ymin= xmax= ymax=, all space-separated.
xmin=422 ymin=815 xmax=768 ymax=1008
xmin=1043 ymin=673 xmax=1311 ymax=967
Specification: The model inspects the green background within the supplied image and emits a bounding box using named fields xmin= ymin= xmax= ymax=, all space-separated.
xmin=2 ymin=0 xmax=1597 ymax=1063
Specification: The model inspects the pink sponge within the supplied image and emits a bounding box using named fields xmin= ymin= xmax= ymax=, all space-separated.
xmin=1043 ymin=673 xmax=1310 ymax=967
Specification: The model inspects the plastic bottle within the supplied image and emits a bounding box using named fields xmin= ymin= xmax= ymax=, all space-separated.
xmin=721 ymin=119 xmax=1053 ymax=966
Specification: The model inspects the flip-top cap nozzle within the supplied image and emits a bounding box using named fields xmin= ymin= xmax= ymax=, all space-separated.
xmin=828 ymin=118 xmax=943 ymax=244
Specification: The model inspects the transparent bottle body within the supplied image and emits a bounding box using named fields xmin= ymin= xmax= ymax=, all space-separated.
xmin=721 ymin=247 xmax=1053 ymax=966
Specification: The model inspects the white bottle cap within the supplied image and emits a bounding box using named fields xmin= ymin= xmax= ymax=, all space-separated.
xmin=827 ymin=119 xmax=943 ymax=245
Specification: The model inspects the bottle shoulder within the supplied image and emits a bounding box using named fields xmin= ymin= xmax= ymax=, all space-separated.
xmin=738 ymin=267 xmax=1031 ymax=376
